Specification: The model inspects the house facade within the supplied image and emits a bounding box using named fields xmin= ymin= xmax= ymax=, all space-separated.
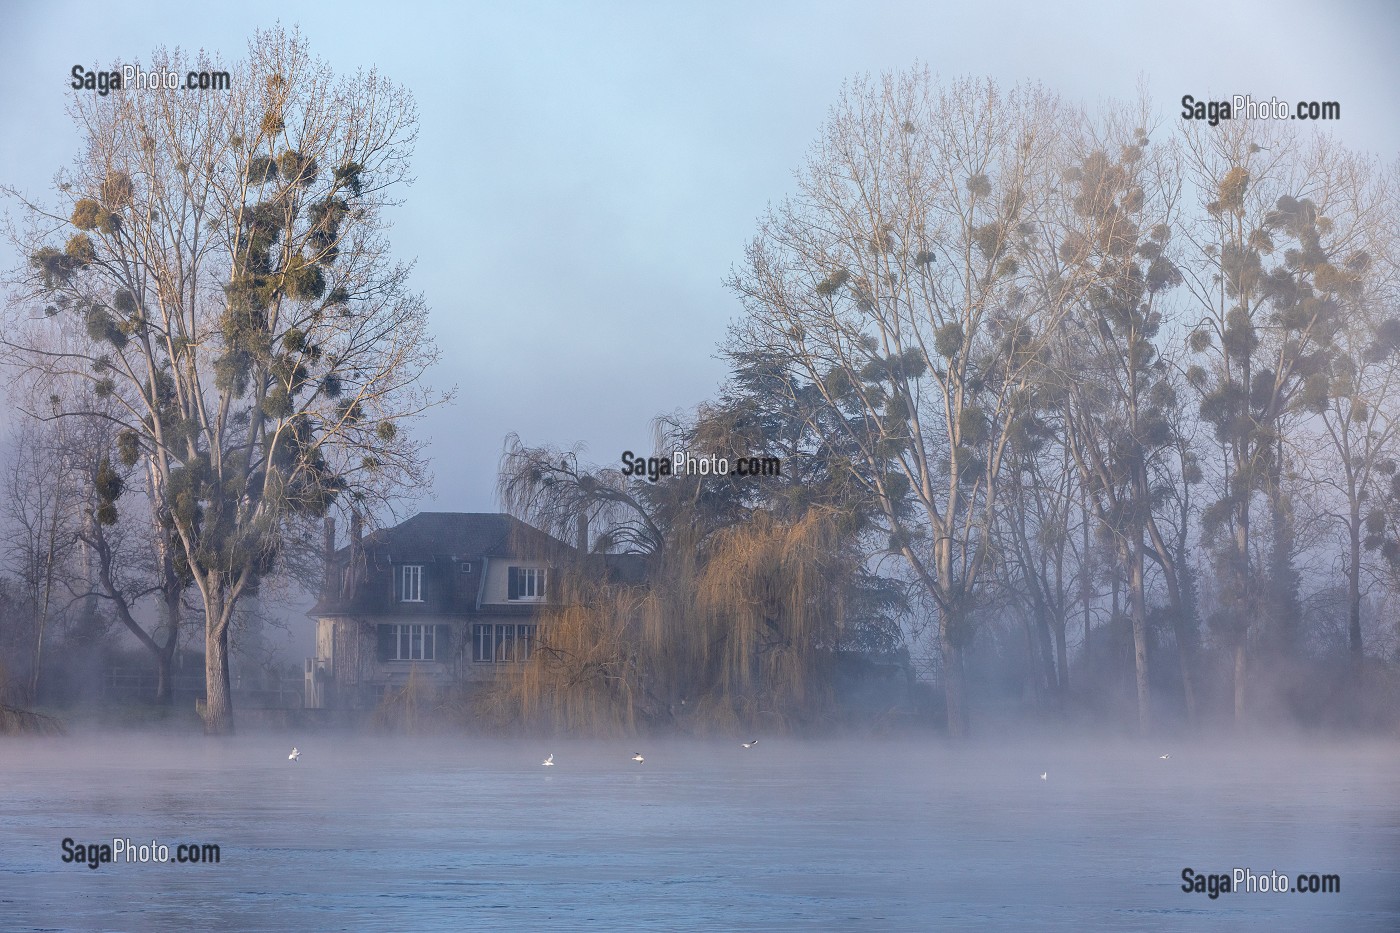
xmin=305 ymin=512 xmax=574 ymax=709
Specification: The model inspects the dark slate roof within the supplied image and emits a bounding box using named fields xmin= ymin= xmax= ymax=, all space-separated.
xmin=350 ymin=512 xmax=572 ymax=561
xmin=309 ymin=512 xmax=577 ymax=618
xmin=310 ymin=512 xmax=654 ymax=618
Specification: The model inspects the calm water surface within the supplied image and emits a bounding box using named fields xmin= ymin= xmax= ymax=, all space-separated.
xmin=1 ymin=733 xmax=1397 ymax=930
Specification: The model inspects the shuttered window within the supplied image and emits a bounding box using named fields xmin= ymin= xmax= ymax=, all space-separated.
xmin=507 ymin=566 xmax=545 ymax=601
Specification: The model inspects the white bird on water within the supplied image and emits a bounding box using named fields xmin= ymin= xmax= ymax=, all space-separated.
xmin=542 ymin=754 xmax=554 ymax=767
xmin=1160 ymin=754 xmax=1170 ymax=760
xmin=741 ymin=740 xmax=758 ymax=749
xmin=289 ymin=747 xmax=300 ymax=763
xmin=1040 ymin=771 xmax=1047 ymax=781
xmin=632 ymin=752 xmax=645 ymax=763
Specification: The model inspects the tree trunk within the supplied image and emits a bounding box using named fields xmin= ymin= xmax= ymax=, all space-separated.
xmin=1145 ymin=523 xmax=1199 ymax=729
xmin=1348 ymin=515 xmax=1363 ymax=667
xmin=1110 ymin=555 xmax=1120 ymax=626
xmin=1346 ymin=512 xmax=1363 ymax=725
xmin=156 ymin=585 xmax=180 ymax=706
xmin=1035 ymin=608 xmax=1059 ymax=703
xmin=80 ymin=536 xmax=99 ymax=624
xmin=155 ymin=651 xmax=173 ymax=706
xmin=1053 ymin=619 xmax=1069 ymax=702
xmin=1233 ymin=640 xmax=1247 ymax=724
xmin=1128 ymin=538 xmax=1151 ymax=735
xmin=30 ymin=578 xmax=54 ymax=707
xmin=203 ymin=610 xmax=234 ymax=735
xmin=1233 ymin=506 xmax=1250 ymax=727
xmin=29 ymin=614 xmax=45 ymax=707
xmin=1166 ymin=549 xmax=1199 ymax=728
xmin=1174 ymin=615 xmax=1198 ymax=728
xmin=940 ymin=613 xmax=968 ymax=739
xmin=1021 ymin=559 xmax=1060 ymax=703
xmin=1022 ymin=618 xmax=1042 ymax=704
xmin=1080 ymin=496 xmax=1092 ymax=681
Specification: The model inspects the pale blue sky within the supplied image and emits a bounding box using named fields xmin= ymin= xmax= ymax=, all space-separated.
xmin=3 ymin=0 xmax=1397 ymax=514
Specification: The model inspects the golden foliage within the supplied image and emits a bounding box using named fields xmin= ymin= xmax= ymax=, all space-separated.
xmin=488 ymin=509 xmax=847 ymax=735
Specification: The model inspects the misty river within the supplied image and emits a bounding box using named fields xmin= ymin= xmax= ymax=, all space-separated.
xmin=2 ymin=733 xmax=1397 ymax=930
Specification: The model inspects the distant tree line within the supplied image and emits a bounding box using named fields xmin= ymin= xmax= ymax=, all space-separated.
xmin=504 ymin=69 xmax=1400 ymax=736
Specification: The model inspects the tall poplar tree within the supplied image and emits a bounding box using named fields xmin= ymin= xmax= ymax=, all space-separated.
xmin=4 ymin=28 xmax=444 ymax=732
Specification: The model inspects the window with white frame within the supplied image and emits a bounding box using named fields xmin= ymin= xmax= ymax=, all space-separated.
xmin=400 ymin=564 xmax=423 ymax=602
xmin=508 ymin=566 xmax=545 ymax=601
xmin=392 ymin=623 xmax=436 ymax=661
xmin=473 ymin=623 xmax=536 ymax=662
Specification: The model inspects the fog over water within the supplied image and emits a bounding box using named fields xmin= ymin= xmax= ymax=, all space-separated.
xmin=2 ymin=733 xmax=1397 ymax=930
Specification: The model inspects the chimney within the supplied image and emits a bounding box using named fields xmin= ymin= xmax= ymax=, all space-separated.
xmin=322 ymin=516 xmax=336 ymax=594
xmin=576 ymin=509 xmax=589 ymax=555
xmin=350 ymin=510 xmax=362 ymax=548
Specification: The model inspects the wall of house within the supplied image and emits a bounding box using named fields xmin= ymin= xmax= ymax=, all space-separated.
xmin=316 ymin=618 xmax=335 ymax=667
xmin=314 ymin=614 xmax=524 ymax=709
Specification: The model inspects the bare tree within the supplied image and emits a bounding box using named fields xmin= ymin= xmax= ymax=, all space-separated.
xmin=728 ymin=70 xmax=1079 ymax=736
xmin=1049 ymin=104 xmax=1199 ymax=731
xmin=2 ymin=417 xmax=83 ymax=704
xmin=1292 ymin=156 xmax=1400 ymax=674
xmin=80 ymin=451 xmax=191 ymax=706
xmin=1180 ymin=124 xmax=1380 ymax=723
xmin=3 ymin=27 xmax=446 ymax=732
xmin=1 ymin=326 xmax=196 ymax=706
xmin=997 ymin=426 xmax=1079 ymax=706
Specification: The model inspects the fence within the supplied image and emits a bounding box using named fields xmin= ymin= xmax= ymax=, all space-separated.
xmin=101 ymin=670 xmax=304 ymax=709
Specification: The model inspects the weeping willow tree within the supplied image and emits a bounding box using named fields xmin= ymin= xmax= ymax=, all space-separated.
xmin=492 ymin=507 xmax=849 ymax=734
xmin=492 ymin=368 xmax=901 ymax=733
xmin=699 ymin=510 xmax=844 ymax=707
